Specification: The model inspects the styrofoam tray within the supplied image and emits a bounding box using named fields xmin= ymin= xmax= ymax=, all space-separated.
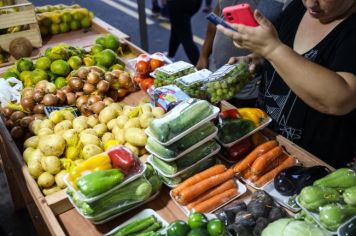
xmin=262 ymin=181 xmax=300 ymax=213
xmin=147 ymin=144 xmax=221 ymax=178
xmin=63 ymin=163 xmax=146 ymax=203
xmin=145 ymin=106 xmax=220 ymax=146
xmin=104 ymin=208 xmax=168 ymax=236
xmin=216 ymin=116 xmax=272 ymax=148
xmin=145 ymin=126 xmax=218 ymax=162
xmin=337 ymin=216 xmax=356 ymax=236
xmin=67 ymin=190 xmax=160 ymax=225
xmin=170 ymin=178 xmax=247 ymax=216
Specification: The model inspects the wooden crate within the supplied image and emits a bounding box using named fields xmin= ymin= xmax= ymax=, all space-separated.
xmin=0 ymin=0 xmax=42 ymax=51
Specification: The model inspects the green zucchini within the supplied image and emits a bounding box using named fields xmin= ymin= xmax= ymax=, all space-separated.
xmin=180 ymin=157 xmax=216 ymax=180
xmin=152 ymin=155 xmax=177 ymax=175
xmin=160 ymin=175 xmax=182 ymax=186
xmin=147 ymin=137 xmax=176 ymax=159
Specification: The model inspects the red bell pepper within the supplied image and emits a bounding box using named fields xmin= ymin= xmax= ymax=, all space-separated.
xmin=219 ymin=109 xmax=240 ymax=119
xmin=108 ymin=146 xmax=137 ymax=175
xmin=227 ymin=138 xmax=254 ymax=161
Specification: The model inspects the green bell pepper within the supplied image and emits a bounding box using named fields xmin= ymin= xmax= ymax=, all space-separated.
xmin=343 ymin=186 xmax=356 ymax=206
xmin=314 ymin=168 xmax=356 ymax=191
xmin=299 ymin=185 xmax=341 ymax=211
xmin=319 ymin=203 xmax=356 ymax=231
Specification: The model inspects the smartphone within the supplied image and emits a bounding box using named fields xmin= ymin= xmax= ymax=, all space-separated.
xmin=222 ymin=3 xmax=259 ymax=27
xmin=206 ymin=12 xmax=236 ymax=31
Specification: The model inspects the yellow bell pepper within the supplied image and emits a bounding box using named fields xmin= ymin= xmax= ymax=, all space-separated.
xmin=238 ymin=108 xmax=267 ymax=127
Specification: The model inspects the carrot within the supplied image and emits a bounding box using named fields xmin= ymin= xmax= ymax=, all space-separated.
xmin=241 ymin=168 xmax=253 ymax=179
xmin=176 ymin=168 xmax=235 ymax=205
xmin=187 ymin=179 xmax=236 ymax=209
xmin=254 ymin=156 xmax=296 ymax=187
xmin=172 ymin=164 xmax=226 ymax=196
xmin=233 ymin=140 xmax=278 ymax=173
xmin=250 ymin=154 xmax=289 ymax=182
xmin=249 ymin=174 xmax=260 ymax=182
xmin=250 ymin=146 xmax=284 ymax=175
xmin=192 ymin=188 xmax=238 ymax=213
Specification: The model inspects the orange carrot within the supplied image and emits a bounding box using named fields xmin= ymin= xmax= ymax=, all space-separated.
xmin=241 ymin=168 xmax=253 ymax=179
xmin=192 ymin=188 xmax=238 ymax=213
xmin=187 ymin=179 xmax=236 ymax=209
xmin=172 ymin=164 xmax=226 ymax=196
xmin=233 ymin=140 xmax=278 ymax=173
xmin=254 ymin=156 xmax=296 ymax=187
xmin=249 ymin=174 xmax=260 ymax=182
xmin=176 ymin=168 xmax=235 ymax=205
xmin=250 ymin=146 xmax=284 ymax=175
xmin=250 ymin=154 xmax=288 ymax=182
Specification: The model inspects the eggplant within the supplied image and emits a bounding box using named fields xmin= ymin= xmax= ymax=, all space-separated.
xmin=227 ymin=223 xmax=253 ymax=236
xmin=274 ymin=165 xmax=330 ymax=196
xmin=253 ymin=217 xmax=269 ymax=236
xmin=234 ymin=211 xmax=255 ymax=227
xmin=268 ymin=206 xmax=287 ymax=222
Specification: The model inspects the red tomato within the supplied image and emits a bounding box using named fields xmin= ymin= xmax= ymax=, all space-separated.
xmin=135 ymin=61 xmax=150 ymax=75
xmin=140 ymin=78 xmax=154 ymax=92
xmin=150 ymin=58 xmax=164 ymax=71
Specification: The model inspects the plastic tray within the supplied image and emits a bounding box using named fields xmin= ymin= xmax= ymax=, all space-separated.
xmin=170 ymin=178 xmax=247 ymax=216
xmin=63 ymin=162 xmax=146 ymax=203
xmin=145 ymin=126 xmax=218 ymax=162
xmin=216 ymin=116 xmax=272 ymax=148
xmin=337 ymin=216 xmax=356 ymax=236
xmin=147 ymin=144 xmax=221 ymax=178
xmin=145 ymin=105 xmax=220 ymax=146
xmin=262 ymin=181 xmax=301 ymax=213
xmin=104 ymin=208 xmax=169 ymax=236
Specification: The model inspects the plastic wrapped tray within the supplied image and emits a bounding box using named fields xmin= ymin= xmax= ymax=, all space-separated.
xmin=104 ymin=208 xmax=168 ymax=235
xmin=175 ymin=69 xmax=212 ymax=98
xmin=153 ymin=61 xmax=196 ymax=87
xmin=170 ymin=178 xmax=247 ymax=216
xmin=337 ymin=216 xmax=356 ymax=236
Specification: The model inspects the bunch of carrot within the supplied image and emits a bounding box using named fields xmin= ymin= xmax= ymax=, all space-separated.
xmin=172 ymin=164 xmax=239 ymax=213
xmin=233 ymin=140 xmax=296 ymax=187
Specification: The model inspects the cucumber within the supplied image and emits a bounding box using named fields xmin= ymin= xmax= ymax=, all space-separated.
xmin=180 ymin=157 xmax=216 ymax=180
xmin=147 ymin=137 xmax=177 ymax=159
xmin=152 ymin=155 xmax=177 ymax=175
xmin=160 ymin=175 xmax=182 ymax=186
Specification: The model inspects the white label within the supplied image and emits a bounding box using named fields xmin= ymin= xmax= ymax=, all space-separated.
xmin=156 ymin=61 xmax=194 ymax=75
xmin=179 ymin=69 xmax=212 ymax=86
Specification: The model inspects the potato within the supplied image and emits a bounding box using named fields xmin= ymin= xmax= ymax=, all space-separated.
xmin=81 ymin=144 xmax=103 ymax=159
xmin=80 ymin=128 xmax=97 ymax=137
xmin=152 ymin=107 xmax=165 ymax=118
xmin=74 ymin=159 xmax=85 ymax=166
xmin=30 ymin=119 xmax=42 ymax=135
xmin=116 ymin=115 xmax=129 ymax=129
xmin=99 ymin=107 xmax=117 ymax=124
xmin=39 ymin=119 xmax=54 ymax=130
xmin=107 ymin=119 xmax=117 ymax=130
xmin=54 ymin=120 xmax=72 ymax=134
xmin=27 ymin=149 xmax=44 ymax=164
xmin=141 ymin=103 xmax=152 ymax=114
xmin=55 ymin=170 xmax=68 ymax=189
xmin=24 ymin=136 xmax=39 ymax=149
xmin=124 ymin=142 xmax=139 ymax=156
xmin=102 ymin=132 xmax=115 ymax=143
xmin=124 ymin=118 xmax=140 ymax=130
xmin=108 ymin=103 xmax=123 ymax=113
xmin=43 ymin=186 xmax=61 ymax=196
xmin=60 ymin=110 xmax=75 ymax=121
xmin=38 ymin=134 xmax=66 ymax=156
xmin=104 ymin=140 xmax=121 ymax=151
xmin=139 ymin=147 xmax=148 ymax=156
xmin=123 ymin=106 xmax=135 ymax=117
xmin=49 ymin=111 xmax=64 ymax=124
xmin=112 ymin=126 xmax=125 ymax=144
xmin=37 ymin=172 xmax=55 ymax=188
xmin=87 ymin=115 xmax=99 ymax=128
xmin=28 ymin=160 xmax=44 ymax=179
xmin=23 ymin=147 xmax=35 ymax=164
xmin=139 ymin=113 xmax=154 ymax=129
xmin=93 ymin=123 xmax=107 ymax=137
xmin=80 ymin=133 xmax=101 ymax=146
xmin=73 ymin=116 xmax=88 ymax=131
xmin=65 ymin=145 xmax=81 ymax=160
xmin=62 ymin=129 xmax=79 ymax=146
xmin=41 ymin=156 xmax=61 ymax=175
xmin=38 ymin=128 xmax=54 ymax=137
xmin=124 ymin=128 xmax=147 ymax=147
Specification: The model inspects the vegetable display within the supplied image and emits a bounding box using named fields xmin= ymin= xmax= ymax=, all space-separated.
xmin=152 ymin=61 xmax=195 ymax=87
xmin=261 ymin=218 xmax=325 ymax=236
xmin=109 ymin=215 xmax=163 ymax=236
xmin=174 ymin=69 xmax=212 ymax=99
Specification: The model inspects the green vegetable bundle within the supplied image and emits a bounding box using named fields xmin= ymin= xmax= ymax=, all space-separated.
xmin=109 ymin=215 xmax=163 ymax=236
xmin=153 ymin=61 xmax=195 ymax=87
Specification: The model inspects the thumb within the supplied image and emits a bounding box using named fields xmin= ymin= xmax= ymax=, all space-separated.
xmin=254 ymin=10 xmax=270 ymax=27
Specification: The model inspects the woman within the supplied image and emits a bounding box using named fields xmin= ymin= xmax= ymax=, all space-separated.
xmin=217 ymin=0 xmax=356 ymax=167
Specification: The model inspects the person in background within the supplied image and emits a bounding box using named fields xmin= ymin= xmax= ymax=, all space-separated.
xmin=196 ymin=0 xmax=291 ymax=107
xmin=151 ymin=0 xmax=169 ymax=21
xmin=203 ymin=0 xmax=213 ymax=13
xmin=166 ymin=0 xmax=202 ymax=65
xmin=217 ymin=0 xmax=356 ymax=167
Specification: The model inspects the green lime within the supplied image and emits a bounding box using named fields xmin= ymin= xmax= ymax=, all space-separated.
xmin=104 ymin=34 xmax=120 ymax=50
xmin=73 ymin=12 xmax=83 ymax=20
xmin=61 ymin=12 xmax=72 ymax=22
xmin=94 ymin=49 xmax=117 ymax=67
xmin=167 ymin=220 xmax=190 ymax=236
xmin=83 ymin=56 xmax=95 ymax=66
xmin=59 ymin=22 xmax=70 ymax=33
xmin=41 ymin=17 xmax=52 ymax=27
xmin=207 ymin=219 xmax=225 ymax=236
xmin=51 ymin=23 xmax=60 ymax=35
xmin=109 ymin=63 xmax=125 ymax=71
xmin=81 ymin=17 xmax=91 ymax=28
xmin=187 ymin=228 xmax=209 ymax=236
xmin=67 ymin=56 xmax=82 ymax=70
xmin=188 ymin=212 xmax=208 ymax=229
xmin=17 ymin=58 xmax=34 ymax=72
xmin=6 ymin=66 xmax=20 ymax=77
xmin=31 ymin=69 xmax=48 ymax=85
xmin=54 ymin=77 xmax=67 ymax=89
xmin=19 ymin=71 xmax=32 ymax=81
xmin=35 ymin=57 xmax=51 ymax=70
xmin=40 ymin=25 xmax=49 ymax=36
xmin=2 ymin=71 xmax=18 ymax=79
xmin=95 ymin=36 xmax=106 ymax=46
xmin=50 ymin=14 xmax=62 ymax=24
xmin=69 ymin=20 xmax=80 ymax=31
xmin=90 ymin=44 xmax=104 ymax=55
xmin=50 ymin=59 xmax=70 ymax=76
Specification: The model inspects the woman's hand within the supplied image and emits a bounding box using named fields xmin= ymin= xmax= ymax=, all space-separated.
xmin=217 ymin=10 xmax=283 ymax=59
xmin=228 ymin=53 xmax=264 ymax=76
xmin=196 ymin=55 xmax=209 ymax=70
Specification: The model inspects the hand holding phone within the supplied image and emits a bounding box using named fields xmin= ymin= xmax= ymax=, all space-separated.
xmin=222 ymin=3 xmax=258 ymax=27
xmin=206 ymin=12 xmax=236 ymax=31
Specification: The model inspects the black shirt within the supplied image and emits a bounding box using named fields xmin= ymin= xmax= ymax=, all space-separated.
xmin=258 ymin=0 xmax=356 ymax=168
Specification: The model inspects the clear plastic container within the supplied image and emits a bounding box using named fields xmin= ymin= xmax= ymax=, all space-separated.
xmin=153 ymin=61 xmax=196 ymax=87
xmin=175 ymin=69 xmax=212 ymax=99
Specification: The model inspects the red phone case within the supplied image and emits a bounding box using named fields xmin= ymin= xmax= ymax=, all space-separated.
xmin=222 ymin=3 xmax=258 ymax=27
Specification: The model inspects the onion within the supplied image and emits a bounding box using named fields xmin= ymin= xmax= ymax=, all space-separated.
xmin=10 ymin=111 xmax=26 ymax=122
xmin=76 ymin=95 xmax=88 ymax=108
xmin=11 ymin=126 xmax=24 ymax=139
xmin=104 ymin=72 xmax=116 ymax=84
xmin=44 ymin=82 xmax=57 ymax=94
xmin=97 ymin=80 xmax=110 ymax=93
xmin=79 ymin=104 xmax=93 ymax=116
xmin=111 ymin=70 xmax=123 ymax=78
xmin=61 ymin=85 xmax=72 ymax=94
xmin=33 ymin=89 xmax=45 ymax=103
xmin=88 ymin=95 xmax=102 ymax=106
xmin=75 ymin=91 xmax=84 ymax=98
xmin=117 ymin=88 xmax=128 ymax=98
xmin=90 ymin=101 xmax=106 ymax=115
xmin=90 ymin=66 xmax=105 ymax=76
xmin=21 ymin=97 xmax=35 ymax=112
xmin=5 ymin=119 xmax=14 ymax=129
xmin=20 ymin=116 xmax=34 ymax=128
xmin=83 ymin=82 xmax=96 ymax=94
xmin=68 ymin=77 xmax=84 ymax=92
xmin=56 ymin=90 xmax=66 ymax=104
xmin=107 ymin=90 xmax=119 ymax=101
xmin=42 ymin=94 xmax=59 ymax=106
xmin=65 ymin=93 xmax=75 ymax=105
xmin=87 ymin=71 xmax=101 ymax=85
xmin=35 ymin=80 xmax=49 ymax=91
xmin=103 ymin=97 xmax=114 ymax=106
xmin=22 ymin=87 xmax=34 ymax=98
xmin=118 ymin=72 xmax=131 ymax=89
xmin=33 ymin=104 xmax=45 ymax=114
xmin=32 ymin=114 xmax=46 ymax=120
xmin=77 ymin=67 xmax=90 ymax=79
xmin=2 ymin=107 xmax=14 ymax=118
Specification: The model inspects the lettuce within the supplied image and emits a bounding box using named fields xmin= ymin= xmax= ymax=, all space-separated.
xmin=262 ymin=218 xmax=326 ymax=236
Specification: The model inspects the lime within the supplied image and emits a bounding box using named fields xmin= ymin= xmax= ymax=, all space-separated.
xmin=188 ymin=212 xmax=208 ymax=229
xmin=54 ymin=77 xmax=67 ymax=89
xmin=19 ymin=71 xmax=32 ymax=82
xmin=51 ymin=23 xmax=60 ymax=35
xmin=61 ymin=12 xmax=72 ymax=22
xmin=207 ymin=219 xmax=224 ymax=236
xmin=83 ymin=56 xmax=95 ymax=66
xmin=187 ymin=228 xmax=209 ymax=236
xmin=104 ymin=34 xmax=120 ymax=50
xmin=17 ymin=58 xmax=34 ymax=72
xmin=95 ymin=36 xmax=106 ymax=46
xmin=2 ymin=71 xmax=19 ymax=79
xmin=67 ymin=56 xmax=82 ymax=70
xmin=59 ymin=22 xmax=70 ymax=33
xmin=109 ymin=63 xmax=125 ymax=71
xmin=6 ymin=66 xmax=20 ymax=77
xmin=73 ymin=12 xmax=83 ymax=20
xmin=94 ymin=49 xmax=117 ymax=67
xmin=50 ymin=59 xmax=70 ymax=76
xmin=31 ymin=69 xmax=48 ymax=85
xmin=69 ymin=20 xmax=81 ymax=31
xmin=167 ymin=220 xmax=190 ymax=236
xmin=41 ymin=17 xmax=52 ymax=27
xmin=40 ymin=25 xmax=49 ymax=36
xmin=81 ymin=17 xmax=91 ymax=28
xmin=90 ymin=44 xmax=104 ymax=55
xmin=35 ymin=57 xmax=51 ymax=70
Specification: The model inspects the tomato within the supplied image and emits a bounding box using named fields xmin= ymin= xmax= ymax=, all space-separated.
xmin=207 ymin=219 xmax=225 ymax=236
xmin=135 ymin=60 xmax=150 ymax=75
xmin=133 ymin=74 xmax=144 ymax=84
xmin=139 ymin=78 xmax=154 ymax=92
xmin=188 ymin=212 xmax=208 ymax=229
xmin=150 ymin=58 xmax=164 ymax=70
xmin=167 ymin=220 xmax=190 ymax=236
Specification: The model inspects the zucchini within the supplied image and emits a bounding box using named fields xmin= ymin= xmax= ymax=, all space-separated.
xmin=147 ymin=137 xmax=177 ymax=159
xmin=160 ymin=175 xmax=182 ymax=186
xmin=180 ymin=157 xmax=216 ymax=180
xmin=152 ymin=155 xmax=177 ymax=175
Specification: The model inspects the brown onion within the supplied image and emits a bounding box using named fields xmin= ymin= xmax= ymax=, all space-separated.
xmin=68 ymin=77 xmax=84 ymax=92
xmin=33 ymin=104 xmax=45 ymax=114
xmin=56 ymin=90 xmax=66 ymax=104
xmin=107 ymin=90 xmax=119 ymax=101
xmin=104 ymin=72 xmax=116 ymax=84
xmin=32 ymin=114 xmax=46 ymax=120
xmin=103 ymin=97 xmax=114 ymax=106
xmin=77 ymin=67 xmax=90 ymax=79
xmin=76 ymin=95 xmax=88 ymax=108
xmin=42 ymin=94 xmax=58 ymax=106
xmin=90 ymin=101 xmax=105 ymax=115
xmin=20 ymin=116 xmax=34 ymax=128
xmin=87 ymin=71 xmax=101 ymax=85
xmin=10 ymin=111 xmax=26 ymax=122
xmin=90 ymin=66 xmax=105 ymax=76
xmin=35 ymin=80 xmax=49 ymax=91
xmin=111 ymin=70 xmax=123 ymax=78
xmin=5 ymin=119 xmax=14 ymax=129
xmin=83 ymin=82 xmax=96 ymax=94
xmin=88 ymin=95 xmax=102 ymax=106
xmin=61 ymin=85 xmax=72 ymax=94
xmin=117 ymin=88 xmax=128 ymax=98
xmin=97 ymin=80 xmax=110 ymax=93
xmin=21 ymin=97 xmax=35 ymax=112
xmin=79 ymin=104 xmax=93 ymax=116
xmin=11 ymin=126 xmax=24 ymax=139
xmin=2 ymin=107 xmax=14 ymax=118
xmin=33 ymin=89 xmax=45 ymax=103
xmin=22 ymin=87 xmax=34 ymax=98
xmin=66 ymin=93 xmax=76 ymax=105
xmin=44 ymin=82 xmax=57 ymax=94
